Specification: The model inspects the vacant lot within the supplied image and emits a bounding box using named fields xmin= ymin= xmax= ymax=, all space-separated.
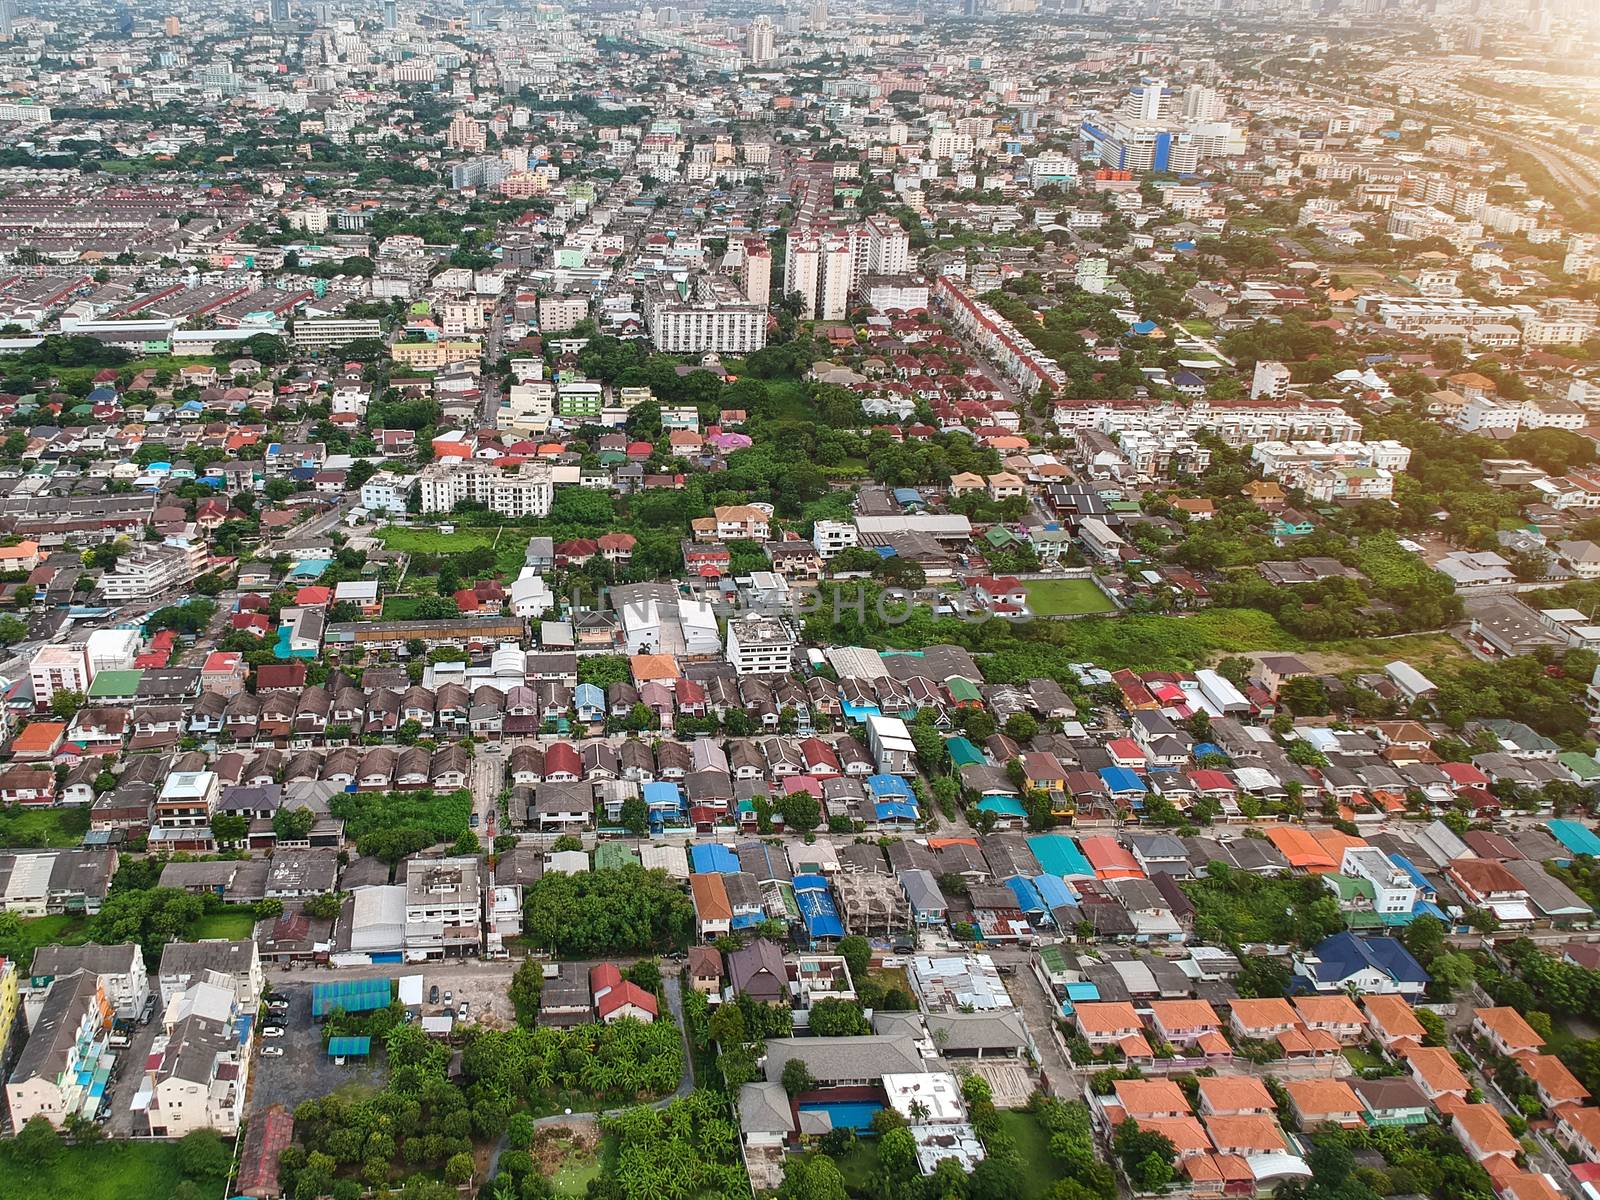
xmin=1025 ymin=578 xmax=1115 ymax=617
xmin=0 ymin=1141 xmax=191 ymax=1200
xmin=192 ymin=910 xmax=258 ymax=940
xmin=0 ymin=913 xmax=89 ymax=966
xmin=0 ymin=804 xmax=90 ymax=849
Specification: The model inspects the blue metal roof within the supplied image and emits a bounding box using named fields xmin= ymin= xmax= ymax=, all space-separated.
xmin=690 ymin=843 xmax=740 ymax=874
xmin=1099 ymin=766 xmax=1147 ymax=794
xmin=1006 ymin=875 xmax=1046 ymax=914
xmin=1549 ymin=819 xmax=1600 ymax=858
xmin=866 ymin=773 xmax=913 ymax=799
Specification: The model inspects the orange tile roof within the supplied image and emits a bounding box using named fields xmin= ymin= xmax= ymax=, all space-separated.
xmin=688 ymin=873 xmax=732 ymax=921
xmin=1118 ymin=1032 xmax=1154 ymax=1058
xmin=1475 ymin=1007 xmax=1545 ymax=1052
xmin=1452 ymin=1103 xmax=1519 ymax=1158
xmin=1404 ymin=1045 xmax=1469 ymax=1096
xmin=1266 ymin=825 xmax=1336 ymax=871
xmin=1196 ymin=1030 xmax=1232 ymax=1056
xmin=1204 ymin=1114 xmax=1288 ymax=1154
xmin=1363 ymin=994 xmax=1425 ymax=1042
xmin=1075 ymin=1001 xmax=1142 ymax=1036
xmin=1285 ymin=1079 xmax=1362 ymax=1120
xmin=629 ymin=653 xmax=680 ymax=683
xmin=1517 ymin=1054 xmax=1589 ymax=1105
xmin=1559 ymin=1106 xmax=1600 ymax=1146
xmin=1198 ymin=1075 xmax=1276 ymax=1113
xmin=1136 ymin=1117 xmax=1212 ymax=1156
xmin=1229 ymin=998 xmax=1297 ymax=1032
xmin=11 ymin=722 xmax=66 ymax=755
xmin=1115 ymin=1079 xmax=1192 ymax=1119
xmin=1150 ymin=999 xmax=1221 ymax=1032
xmin=1294 ymin=994 xmax=1364 ymax=1027
xmin=1312 ymin=828 xmax=1368 ymax=861
xmin=1500 ymin=1173 xmax=1565 ymax=1200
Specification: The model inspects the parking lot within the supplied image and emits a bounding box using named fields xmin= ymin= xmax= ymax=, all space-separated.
xmin=249 ymin=984 xmax=382 ymax=1113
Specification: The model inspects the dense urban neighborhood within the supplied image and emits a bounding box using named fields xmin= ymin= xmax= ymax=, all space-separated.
xmin=1 ymin=1 xmax=1600 ymax=1200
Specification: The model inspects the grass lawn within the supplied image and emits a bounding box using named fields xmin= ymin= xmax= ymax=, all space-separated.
xmin=832 ymin=1140 xmax=883 ymax=1194
xmin=538 ymin=1131 xmax=611 ymax=1197
xmin=1298 ymin=631 xmax=1469 ymax=676
xmin=0 ymin=804 xmax=91 ymax=849
xmin=379 ymin=524 xmax=524 ymax=581
xmin=1025 ymin=578 xmax=1116 ymax=617
xmin=1179 ymin=320 xmax=1215 ymax=337
xmin=1343 ymin=1047 xmax=1385 ymax=1072
xmin=996 ymin=1110 xmax=1069 ymax=1200
xmin=192 ymin=910 xmax=258 ymax=940
xmin=0 ymin=1139 xmax=194 ymax=1200
xmin=381 ymin=594 xmax=432 ymax=619
xmin=0 ymin=913 xmax=89 ymax=966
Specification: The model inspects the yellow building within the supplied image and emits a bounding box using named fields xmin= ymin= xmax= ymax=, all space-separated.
xmin=390 ymin=340 xmax=482 ymax=370
xmin=0 ymin=958 xmax=16 ymax=1067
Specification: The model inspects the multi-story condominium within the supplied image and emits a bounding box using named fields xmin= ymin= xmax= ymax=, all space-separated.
xmin=1052 ymin=397 xmax=1363 ymax=448
xmin=740 ymin=238 xmax=772 ymax=306
xmin=643 ymin=277 xmax=767 ymax=355
xmin=419 ymin=461 xmax=554 ymax=518
xmin=98 ymin=541 xmax=204 ymax=601
xmin=405 ymin=856 xmax=482 ymax=958
xmin=292 ymin=317 xmax=382 ymax=349
xmin=5 ymin=971 xmax=115 ymax=1128
xmin=359 ymin=476 xmax=414 ymax=514
xmin=142 ymin=978 xmax=249 ymax=1137
xmin=391 ymin=339 xmax=482 ymax=370
xmin=725 ymin=614 xmax=798 ymax=677
xmin=28 ymin=644 xmax=92 ymax=711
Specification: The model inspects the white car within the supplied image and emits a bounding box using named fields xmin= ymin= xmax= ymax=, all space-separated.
xmin=262 ymin=1026 xmax=285 ymax=1039
xmin=261 ymin=1045 xmax=285 ymax=1057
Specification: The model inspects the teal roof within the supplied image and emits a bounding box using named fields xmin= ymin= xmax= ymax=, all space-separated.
xmin=946 ymin=737 xmax=985 ymax=768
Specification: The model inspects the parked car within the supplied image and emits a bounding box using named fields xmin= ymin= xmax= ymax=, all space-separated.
xmin=429 ymin=985 xmax=440 ymax=1005
xmin=443 ymin=990 xmax=453 ymax=1006
xmin=458 ymin=1002 xmax=470 ymax=1020
xmin=261 ymin=1045 xmax=285 ymax=1057
xmin=262 ymin=1026 xmax=285 ymax=1039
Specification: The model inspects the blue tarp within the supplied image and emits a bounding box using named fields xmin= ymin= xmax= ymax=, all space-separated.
xmin=794 ymin=874 xmax=844 ymax=941
xmin=1006 ymin=875 xmax=1046 ymax=914
xmin=1034 ymin=873 xmax=1077 ymax=909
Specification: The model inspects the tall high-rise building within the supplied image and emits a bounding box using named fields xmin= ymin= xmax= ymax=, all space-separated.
xmin=116 ymin=3 xmax=134 ymax=34
xmin=1120 ymin=77 xmax=1169 ymax=122
xmin=740 ymin=238 xmax=772 ymax=306
xmin=1182 ymin=84 xmax=1224 ymax=122
xmin=746 ymin=16 xmax=776 ymax=64
xmin=865 ymin=216 xmax=910 ymax=276
xmin=808 ymin=0 xmax=828 ymax=30
xmin=164 ymin=14 xmax=181 ymax=35
xmin=0 ymin=0 xmax=14 ymax=40
xmin=269 ymin=0 xmax=291 ymax=22
xmin=384 ymin=0 xmax=398 ymax=29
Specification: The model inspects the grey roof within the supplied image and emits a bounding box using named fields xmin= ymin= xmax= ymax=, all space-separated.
xmin=159 ymin=939 xmax=257 ymax=980
xmin=899 ymin=868 xmax=948 ymax=913
xmin=30 ymin=942 xmax=141 ymax=978
xmin=738 ymin=1082 xmax=797 ymax=1135
xmin=762 ymin=1034 xmax=925 ymax=1084
xmin=1503 ymin=858 xmax=1594 ymax=918
xmin=925 ymin=1010 xmax=1029 ymax=1053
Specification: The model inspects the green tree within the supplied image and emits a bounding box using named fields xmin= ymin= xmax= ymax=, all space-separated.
xmin=177 ymin=1129 xmax=232 ymax=1178
xmin=781 ymin=1057 xmax=816 ymax=1096
xmin=508 ymin=959 xmax=545 ymax=1028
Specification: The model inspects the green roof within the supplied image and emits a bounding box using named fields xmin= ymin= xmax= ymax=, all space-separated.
xmin=945 ymin=736 xmax=985 ymax=768
xmin=1558 ymin=752 xmax=1600 ymax=781
xmin=327 ymin=1036 xmax=372 ymax=1057
xmin=983 ymin=527 xmax=1017 ymax=547
xmin=1325 ymin=872 xmax=1375 ymax=903
xmin=594 ymin=841 xmax=641 ymax=871
xmin=87 ymin=669 xmax=143 ymax=698
xmin=947 ymin=678 xmax=983 ymax=703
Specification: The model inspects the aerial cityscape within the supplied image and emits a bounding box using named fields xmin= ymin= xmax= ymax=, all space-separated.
xmin=1 ymin=0 xmax=1600 ymax=1198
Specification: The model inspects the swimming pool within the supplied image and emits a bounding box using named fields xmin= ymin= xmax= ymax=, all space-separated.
xmin=799 ymin=1100 xmax=884 ymax=1132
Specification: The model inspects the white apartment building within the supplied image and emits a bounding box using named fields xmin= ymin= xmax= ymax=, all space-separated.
xmin=538 ymin=294 xmax=589 ymax=333
xmin=292 ymin=317 xmax=383 ymax=350
xmin=1251 ymin=360 xmax=1293 ymax=401
xmin=813 ymin=519 xmax=860 ymax=559
xmin=725 ymin=614 xmax=798 ymax=676
xmin=404 ymin=856 xmax=482 ymax=958
xmin=1524 ymin=315 xmax=1593 ymax=348
xmin=740 ymin=238 xmax=772 ymax=306
xmin=498 ymin=380 xmax=557 ymax=432
xmin=142 ymin=978 xmax=249 ymax=1138
xmin=359 ymin=475 xmax=414 ymax=514
xmin=418 ymin=461 xmax=554 ymax=518
xmin=1053 ymin=397 xmax=1362 ymax=449
xmin=85 ymin=628 xmax=138 ymax=676
xmin=643 ymin=277 xmax=767 ymax=354
xmin=98 ymin=542 xmax=204 ymax=602
xmin=1339 ymin=847 xmax=1420 ymax=916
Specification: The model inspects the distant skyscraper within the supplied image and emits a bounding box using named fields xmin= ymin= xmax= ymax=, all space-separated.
xmin=808 ymin=0 xmax=828 ymax=30
xmin=384 ymin=0 xmax=398 ymax=29
xmin=0 ymin=0 xmax=13 ymax=40
xmin=746 ymin=16 xmax=775 ymax=64
xmin=270 ymin=0 xmax=291 ymax=23
xmin=116 ymin=3 xmax=134 ymax=34
xmin=164 ymin=14 xmax=181 ymax=35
